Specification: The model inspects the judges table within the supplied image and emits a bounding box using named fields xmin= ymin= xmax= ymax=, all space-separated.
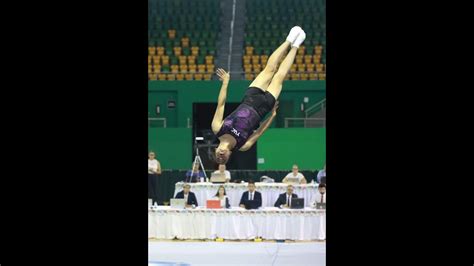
xmin=148 ymin=206 xmax=326 ymax=241
xmin=174 ymin=182 xmax=320 ymax=208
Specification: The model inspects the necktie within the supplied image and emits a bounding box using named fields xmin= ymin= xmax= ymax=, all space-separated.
xmin=250 ymin=193 xmax=253 ymax=201
xmin=320 ymin=194 xmax=324 ymax=203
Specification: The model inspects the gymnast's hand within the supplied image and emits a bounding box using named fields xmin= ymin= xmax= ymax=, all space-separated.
xmin=216 ymin=68 xmax=230 ymax=83
xmin=271 ymin=101 xmax=279 ymax=117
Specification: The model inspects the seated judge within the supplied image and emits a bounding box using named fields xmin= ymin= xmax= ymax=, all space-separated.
xmin=212 ymin=185 xmax=231 ymax=208
xmin=239 ymin=181 xmax=262 ymax=209
xmin=282 ymin=164 xmax=307 ymax=184
xmin=212 ymin=164 xmax=231 ymax=182
xmin=175 ymin=183 xmax=198 ymax=207
xmin=312 ymin=183 xmax=326 ymax=207
xmin=185 ymin=162 xmax=205 ymax=183
xmin=274 ymin=184 xmax=299 ymax=208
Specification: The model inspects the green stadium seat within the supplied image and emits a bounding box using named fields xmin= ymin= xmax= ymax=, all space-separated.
xmin=201 ymin=31 xmax=210 ymax=39
xmin=208 ymin=47 xmax=216 ymax=56
xmin=182 ymin=47 xmax=191 ymax=56
xmin=238 ymin=0 xmax=325 ymax=80
xmin=197 ymin=56 xmax=205 ymax=65
xmin=270 ymin=39 xmax=278 ymax=48
xmin=188 ymin=23 xmax=196 ymax=31
xmin=170 ymin=57 xmax=178 ymax=65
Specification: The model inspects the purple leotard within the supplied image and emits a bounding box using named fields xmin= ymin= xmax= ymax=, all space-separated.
xmin=215 ymin=103 xmax=261 ymax=150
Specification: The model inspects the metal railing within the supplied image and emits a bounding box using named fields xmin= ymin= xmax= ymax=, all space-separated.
xmin=148 ymin=117 xmax=325 ymax=128
xmin=284 ymin=118 xmax=326 ymax=128
xmin=148 ymin=117 xmax=167 ymax=128
xmin=305 ymin=98 xmax=326 ymax=118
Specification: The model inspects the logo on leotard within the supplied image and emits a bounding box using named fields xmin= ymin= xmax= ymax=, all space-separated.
xmin=231 ymin=128 xmax=241 ymax=137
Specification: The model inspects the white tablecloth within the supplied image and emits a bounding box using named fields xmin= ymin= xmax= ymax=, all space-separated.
xmin=148 ymin=206 xmax=326 ymax=241
xmin=174 ymin=182 xmax=320 ymax=207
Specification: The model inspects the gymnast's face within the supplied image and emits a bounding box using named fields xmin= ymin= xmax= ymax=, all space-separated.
xmin=215 ymin=147 xmax=231 ymax=164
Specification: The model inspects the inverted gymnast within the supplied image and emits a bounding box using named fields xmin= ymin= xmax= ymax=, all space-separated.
xmin=211 ymin=26 xmax=306 ymax=164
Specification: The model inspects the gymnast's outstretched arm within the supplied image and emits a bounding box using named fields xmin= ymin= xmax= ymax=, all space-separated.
xmin=239 ymin=102 xmax=279 ymax=151
xmin=211 ymin=68 xmax=230 ymax=134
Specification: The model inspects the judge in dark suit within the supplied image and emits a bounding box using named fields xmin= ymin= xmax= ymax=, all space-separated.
xmin=175 ymin=183 xmax=199 ymax=207
xmin=274 ymin=184 xmax=299 ymax=208
xmin=239 ymin=181 xmax=262 ymax=209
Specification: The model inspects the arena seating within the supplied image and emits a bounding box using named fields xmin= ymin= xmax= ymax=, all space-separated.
xmin=148 ymin=0 xmax=220 ymax=81
xmin=148 ymin=0 xmax=325 ymax=81
xmin=243 ymin=0 xmax=326 ymax=80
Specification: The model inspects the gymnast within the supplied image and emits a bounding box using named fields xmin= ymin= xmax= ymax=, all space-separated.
xmin=211 ymin=26 xmax=306 ymax=164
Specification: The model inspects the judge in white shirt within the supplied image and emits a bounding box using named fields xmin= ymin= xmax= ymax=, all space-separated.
xmin=212 ymin=185 xmax=231 ymax=208
xmin=282 ymin=164 xmax=307 ymax=184
xmin=212 ymin=164 xmax=231 ymax=182
xmin=312 ymin=183 xmax=326 ymax=206
xmin=148 ymin=151 xmax=161 ymax=205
